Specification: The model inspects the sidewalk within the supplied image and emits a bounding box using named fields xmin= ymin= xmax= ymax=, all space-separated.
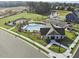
xmin=51 ymin=40 xmax=68 ymax=49
xmin=69 ymin=36 xmax=79 ymax=49
xmin=46 ymin=42 xmax=53 ymax=48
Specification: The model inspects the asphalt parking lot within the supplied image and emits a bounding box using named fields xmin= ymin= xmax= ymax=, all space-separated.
xmin=0 ymin=30 xmax=48 ymax=58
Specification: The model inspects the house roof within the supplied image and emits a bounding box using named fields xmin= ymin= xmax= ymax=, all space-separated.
xmin=49 ymin=10 xmax=67 ymax=28
xmin=50 ymin=19 xmax=67 ymax=28
xmin=73 ymin=10 xmax=79 ymax=18
xmin=46 ymin=25 xmax=65 ymax=35
xmin=54 ymin=28 xmax=65 ymax=35
xmin=48 ymin=31 xmax=59 ymax=35
xmin=40 ymin=28 xmax=50 ymax=35
xmin=49 ymin=18 xmax=67 ymax=27
xmin=40 ymin=24 xmax=65 ymax=36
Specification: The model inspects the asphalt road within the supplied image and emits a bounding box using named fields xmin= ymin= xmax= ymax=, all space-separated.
xmin=74 ymin=48 xmax=79 ymax=58
xmin=0 ymin=30 xmax=48 ymax=58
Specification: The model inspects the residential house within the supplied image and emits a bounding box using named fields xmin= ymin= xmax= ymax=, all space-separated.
xmin=49 ymin=10 xmax=58 ymax=20
xmin=66 ymin=10 xmax=79 ymax=23
xmin=49 ymin=10 xmax=73 ymax=31
xmin=40 ymin=24 xmax=65 ymax=40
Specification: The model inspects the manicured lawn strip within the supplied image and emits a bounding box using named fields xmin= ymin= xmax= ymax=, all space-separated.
xmin=71 ymin=41 xmax=79 ymax=54
xmin=18 ymin=36 xmax=49 ymax=54
xmin=61 ymin=39 xmax=73 ymax=47
xmin=72 ymin=23 xmax=79 ymax=32
xmin=49 ymin=44 xmax=66 ymax=53
xmin=0 ymin=12 xmax=47 ymax=29
xmin=12 ymin=28 xmax=48 ymax=46
xmin=57 ymin=10 xmax=70 ymax=21
xmin=58 ymin=10 xmax=70 ymax=16
xmin=65 ymin=31 xmax=76 ymax=40
xmin=60 ymin=31 xmax=77 ymax=47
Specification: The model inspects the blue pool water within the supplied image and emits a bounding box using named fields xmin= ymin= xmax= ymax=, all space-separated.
xmin=22 ymin=23 xmax=45 ymax=32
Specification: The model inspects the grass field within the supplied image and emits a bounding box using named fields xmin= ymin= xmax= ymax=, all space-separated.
xmin=65 ymin=31 xmax=76 ymax=40
xmin=12 ymin=27 xmax=67 ymax=53
xmin=0 ymin=12 xmax=47 ymax=29
xmin=72 ymin=23 xmax=79 ymax=32
xmin=61 ymin=30 xmax=77 ymax=47
xmin=58 ymin=10 xmax=71 ymax=21
xmin=58 ymin=10 xmax=70 ymax=16
xmin=71 ymin=41 xmax=79 ymax=54
xmin=49 ymin=44 xmax=66 ymax=53
xmin=12 ymin=28 xmax=48 ymax=46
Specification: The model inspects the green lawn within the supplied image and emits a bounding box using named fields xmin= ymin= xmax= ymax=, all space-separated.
xmin=58 ymin=10 xmax=71 ymax=21
xmin=0 ymin=12 xmax=47 ymax=29
xmin=49 ymin=44 xmax=66 ymax=53
xmin=58 ymin=10 xmax=71 ymax=16
xmin=61 ymin=30 xmax=77 ymax=47
xmin=65 ymin=31 xmax=76 ymax=40
xmin=12 ymin=28 xmax=47 ymax=46
xmin=12 ymin=27 xmax=67 ymax=53
xmin=72 ymin=23 xmax=79 ymax=32
xmin=71 ymin=41 xmax=79 ymax=54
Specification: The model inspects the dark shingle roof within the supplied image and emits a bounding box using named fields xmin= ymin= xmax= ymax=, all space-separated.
xmin=47 ymin=27 xmax=65 ymax=35
xmin=40 ymin=28 xmax=50 ymax=35
xmin=48 ymin=31 xmax=59 ymax=35
xmin=49 ymin=18 xmax=67 ymax=28
xmin=73 ymin=10 xmax=79 ymax=18
xmin=54 ymin=28 xmax=65 ymax=35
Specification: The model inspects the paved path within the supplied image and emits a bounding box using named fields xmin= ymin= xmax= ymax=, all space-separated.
xmin=46 ymin=42 xmax=53 ymax=48
xmin=46 ymin=40 xmax=68 ymax=49
xmin=74 ymin=48 xmax=79 ymax=58
xmin=51 ymin=40 xmax=68 ymax=49
xmin=0 ymin=30 xmax=48 ymax=58
xmin=69 ymin=36 xmax=79 ymax=49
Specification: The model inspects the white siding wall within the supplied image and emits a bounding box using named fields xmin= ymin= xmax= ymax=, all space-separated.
xmin=45 ymin=35 xmax=64 ymax=39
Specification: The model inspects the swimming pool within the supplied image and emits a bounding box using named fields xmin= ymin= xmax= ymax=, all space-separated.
xmin=22 ymin=23 xmax=46 ymax=32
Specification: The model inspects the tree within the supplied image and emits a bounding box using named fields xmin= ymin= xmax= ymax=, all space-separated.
xmin=45 ymin=38 xmax=51 ymax=44
xmin=16 ymin=23 xmax=23 ymax=32
xmin=35 ymin=2 xmax=51 ymax=15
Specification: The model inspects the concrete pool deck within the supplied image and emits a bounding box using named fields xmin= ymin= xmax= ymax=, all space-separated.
xmin=0 ymin=29 xmax=48 ymax=58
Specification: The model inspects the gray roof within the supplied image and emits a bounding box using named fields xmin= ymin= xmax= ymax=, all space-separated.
xmin=40 ymin=28 xmax=50 ymax=35
xmin=40 ymin=24 xmax=65 ymax=36
xmin=54 ymin=28 xmax=65 ymax=35
xmin=49 ymin=18 xmax=67 ymax=28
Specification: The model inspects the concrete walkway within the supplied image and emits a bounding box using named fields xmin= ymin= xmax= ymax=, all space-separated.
xmin=63 ymin=35 xmax=79 ymax=58
xmin=46 ymin=42 xmax=53 ymax=48
xmin=46 ymin=40 xmax=68 ymax=49
xmin=51 ymin=40 xmax=68 ymax=49
xmin=69 ymin=36 xmax=79 ymax=49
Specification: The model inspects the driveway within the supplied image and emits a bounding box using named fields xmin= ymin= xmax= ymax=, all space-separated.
xmin=0 ymin=30 xmax=48 ymax=58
